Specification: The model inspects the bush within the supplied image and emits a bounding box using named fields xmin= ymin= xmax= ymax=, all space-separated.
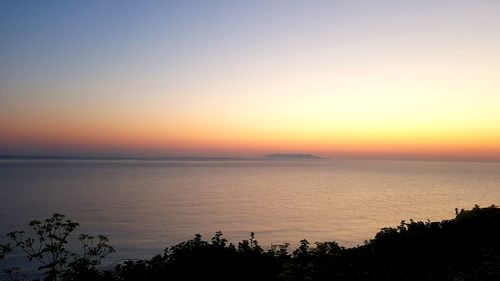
xmin=3 ymin=206 xmax=500 ymax=281
xmin=3 ymin=213 xmax=113 ymax=281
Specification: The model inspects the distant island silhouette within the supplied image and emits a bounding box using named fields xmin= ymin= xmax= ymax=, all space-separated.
xmin=263 ymin=153 xmax=322 ymax=159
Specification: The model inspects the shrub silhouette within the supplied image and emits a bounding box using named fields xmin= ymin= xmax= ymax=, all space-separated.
xmin=3 ymin=213 xmax=114 ymax=281
xmin=2 ymin=205 xmax=500 ymax=281
xmin=0 ymin=243 xmax=11 ymax=262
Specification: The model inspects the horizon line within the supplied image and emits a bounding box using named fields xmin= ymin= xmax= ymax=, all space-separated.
xmin=1 ymin=154 xmax=500 ymax=164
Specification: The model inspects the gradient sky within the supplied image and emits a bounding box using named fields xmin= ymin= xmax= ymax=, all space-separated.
xmin=1 ymin=1 xmax=500 ymax=160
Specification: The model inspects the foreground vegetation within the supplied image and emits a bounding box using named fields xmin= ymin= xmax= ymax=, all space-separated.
xmin=2 ymin=205 xmax=500 ymax=281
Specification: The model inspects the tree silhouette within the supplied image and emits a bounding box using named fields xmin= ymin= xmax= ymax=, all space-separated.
xmin=5 ymin=213 xmax=113 ymax=281
xmin=3 ymin=205 xmax=500 ymax=281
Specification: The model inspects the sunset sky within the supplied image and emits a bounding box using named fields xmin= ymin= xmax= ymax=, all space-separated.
xmin=1 ymin=1 xmax=500 ymax=160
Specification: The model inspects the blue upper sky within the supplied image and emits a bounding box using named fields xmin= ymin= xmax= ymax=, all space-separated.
xmin=1 ymin=1 xmax=500 ymax=159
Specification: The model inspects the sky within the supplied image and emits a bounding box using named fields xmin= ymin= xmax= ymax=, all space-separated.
xmin=1 ymin=0 xmax=500 ymax=160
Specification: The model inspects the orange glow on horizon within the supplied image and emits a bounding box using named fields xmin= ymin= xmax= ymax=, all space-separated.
xmin=3 ymin=115 xmax=500 ymax=160
xmin=2 ymin=1 xmax=500 ymax=161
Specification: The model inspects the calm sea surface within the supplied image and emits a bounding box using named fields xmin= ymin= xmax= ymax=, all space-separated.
xmin=1 ymin=159 xmax=500 ymax=260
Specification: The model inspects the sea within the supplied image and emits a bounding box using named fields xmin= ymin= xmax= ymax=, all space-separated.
xmin=1 ymin=158 xmax=500 ymax=262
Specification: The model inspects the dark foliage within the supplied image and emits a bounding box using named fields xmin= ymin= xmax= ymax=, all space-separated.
xmin=2 ymin=213 xmax=114 ymax=281
xmin=0 ymin=244 xmax=11 ymax=260
xmin=2 ymin=205 xmax=500 ymax=281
